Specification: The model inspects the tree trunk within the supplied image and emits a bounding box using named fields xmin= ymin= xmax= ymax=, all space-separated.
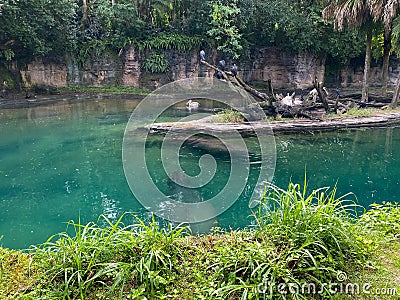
xmin=382 ymin=30 xmax=392 ymax=97
xmin=341 ymin=58 xmax=350 ymax=87
xmin=390 ymin=71 xmax=400 ymax=108
xmin=313 ymin=78 xmax=329 ymax=112
xmin=362 ymin=31 xmax=372 ymax=102
xmin=81 ymin=0 xmax=88 ymax=30
xmin=267 ymin=79 xmax=277 ymax=106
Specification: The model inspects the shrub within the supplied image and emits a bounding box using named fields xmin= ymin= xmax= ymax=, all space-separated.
xmin=214 ymin=109 xmax=246 ymax=123
xmin=358 ymin=201 xmax=400 ymax=238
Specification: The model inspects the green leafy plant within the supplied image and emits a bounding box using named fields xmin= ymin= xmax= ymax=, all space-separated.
xmin=142 ymin=52 xmax=170 ymax=73
xmin=253 ymin=182 xmax=366 ymax=266
xmin=358 ymin=202 xmax=400 ymax=238
xmin=207 ymin=0 xmax=243 ymax=59
xmin=0 ymin=0 xmax=78 ymax=60
xmin=76 ymin=39 xmax=108 ymax=67
xmin=0 ymin=49 xmax=15 ymax=61
xmin=33 ymin=214 xmax=187 ymax=299
xmin=136 ymin=33 xmax=205 ymax=52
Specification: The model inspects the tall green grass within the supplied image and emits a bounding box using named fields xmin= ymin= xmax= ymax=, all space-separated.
xmin=32 ymin=216 xmax=188 ymax=299
xmin=208 ymin=182 xmax=367 ymax=299
xmin=18 ymin=181 xmax=390 ymax=299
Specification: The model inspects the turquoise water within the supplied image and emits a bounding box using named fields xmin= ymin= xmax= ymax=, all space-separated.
xmin=0 ymin=98 xmax=399 ymax=249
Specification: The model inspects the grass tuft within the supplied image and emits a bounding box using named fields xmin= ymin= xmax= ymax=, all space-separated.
xmin=344 ymin=107 xmax=374 ymax=117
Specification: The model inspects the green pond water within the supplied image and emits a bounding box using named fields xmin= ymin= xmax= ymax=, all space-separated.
xmin=0 ymin=98 xmax=399 ymax=249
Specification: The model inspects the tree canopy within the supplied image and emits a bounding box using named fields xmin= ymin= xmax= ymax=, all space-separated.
xmin=0 ymin=0 xmax=77 ymax=61
xmin=1 ymin=0 xmax=396 ymax=74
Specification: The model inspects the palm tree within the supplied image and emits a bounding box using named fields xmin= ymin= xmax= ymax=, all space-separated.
xmin=368 ymin=0 xmax=400 ymax=97
xmin=382 ymin=1 xmax=400 ymax=107
xmin=323 ymin=0 xmax=375 ymax=101
xmin=324 ymin=1 xmax=400 ymax=100
xmin=390 ymin=14 xmax=400 ymax=107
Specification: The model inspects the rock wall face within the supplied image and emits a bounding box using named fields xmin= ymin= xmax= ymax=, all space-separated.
xmin=122 ymin=47 xmax=141 ymax=87
xmin=20 ymin=59 xmax=68 ymax=88
xmin=340 ymin=57 xmax=400 ymax=88
xmin=19 ymin=53 xmax=123 ymax=89
xmin=242 ymin=48 xmax=326 ymax=89
xmin=16 ymin=46 xmax=396 ymax=91
xmin=123 ymin=47 xmax=215 ymax=90
xmin=79 ymin=52 xmax=123 ymax=86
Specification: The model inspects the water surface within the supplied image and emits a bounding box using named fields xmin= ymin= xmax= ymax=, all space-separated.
xmin=0 ymin=98 xmax=399 ymax=249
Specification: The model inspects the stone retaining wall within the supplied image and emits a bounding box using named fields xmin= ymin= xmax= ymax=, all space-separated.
xmin=15 ymin=47 xmax=399 ymax=90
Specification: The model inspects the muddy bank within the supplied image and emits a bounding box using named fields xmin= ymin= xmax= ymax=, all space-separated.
xmin=0 ymin=93 xmax=145 ymax=109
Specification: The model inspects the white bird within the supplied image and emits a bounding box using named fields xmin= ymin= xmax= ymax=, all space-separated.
xmin=293 ymin=99 xmax=302 ymax=106
xmin=309 ymin=88 xmax=318 ymax=96
xmin=309 ymin=88 xmax=318 ymax=102
xmin=186 ymin=100 xmax=199 ymax=110
xmin=200 ymin=50 xmax=206 ymax=60
xmin=281 ymin=92 xmax=296 ymax=106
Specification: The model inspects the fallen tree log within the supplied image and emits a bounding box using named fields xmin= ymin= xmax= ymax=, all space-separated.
xmin=273 ymin=104 xmax=324 ymax=121
xmin=367 ymin=95 xmax=392 ymax=103
xmin=200 ymin=59 xmax=269 ymax=102
xmin=200 ymin=59 xmax=230 ymax=81
xmin=333 ymin=98 xmax=388 ymax=108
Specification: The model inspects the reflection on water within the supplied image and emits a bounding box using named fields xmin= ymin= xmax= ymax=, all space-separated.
xmin=0 ymin=97 xmax=399 ymax=249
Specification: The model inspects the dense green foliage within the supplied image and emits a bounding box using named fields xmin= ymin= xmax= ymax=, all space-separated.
xmin=0 ymin=0 xmax=77 ymax=60
xmin=207 ymin=0 xmax=243 ymax=59
xmin=0 ymin=0 xmax=366 ymax=65
xmin=2 ymin=182 xmax=399 ymax=299
xmin=142 ymin=52 xmax=170 ymax=73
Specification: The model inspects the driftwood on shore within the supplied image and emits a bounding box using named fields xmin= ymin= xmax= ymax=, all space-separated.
xmin=200 ymin=59 xmax=330 ymax=119
xmin=200 ymin=59 xmax=393 ymax=119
